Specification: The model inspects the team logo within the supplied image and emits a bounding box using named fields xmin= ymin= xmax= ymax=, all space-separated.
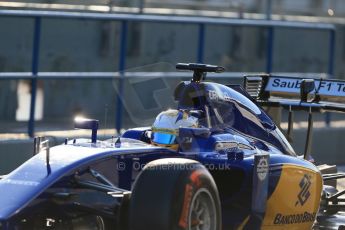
xmin=295 ymin=174 xmax=312 ymax=206
xmin=257 ymin=157 xmax=269 ymax=181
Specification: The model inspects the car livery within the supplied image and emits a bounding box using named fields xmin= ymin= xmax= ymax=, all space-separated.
xmin=1 ymin=63 xmax=345 ymax=230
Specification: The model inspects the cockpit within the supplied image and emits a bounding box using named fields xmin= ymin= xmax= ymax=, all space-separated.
xmin=174 ymin=80 xmax=295 ymax=156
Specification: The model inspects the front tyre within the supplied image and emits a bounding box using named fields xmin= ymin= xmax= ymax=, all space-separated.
xmin=129 ymin=158 xmax=221 ymax=230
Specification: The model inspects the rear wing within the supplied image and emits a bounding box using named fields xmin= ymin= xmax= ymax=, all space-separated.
xmin=244 ymin=75 xmax=345 ymax=113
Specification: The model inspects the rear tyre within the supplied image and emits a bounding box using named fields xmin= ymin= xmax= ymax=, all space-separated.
xmin=129 ymin=158 xmax=221 ymax=230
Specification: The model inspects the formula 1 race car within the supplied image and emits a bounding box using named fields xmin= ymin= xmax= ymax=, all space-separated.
xmin=0 ymin=63 xmax=344 ymax=230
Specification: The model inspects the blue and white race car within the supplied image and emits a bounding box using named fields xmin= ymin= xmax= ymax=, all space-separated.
xmin=0 ymin=63 xmax=344 ymax=230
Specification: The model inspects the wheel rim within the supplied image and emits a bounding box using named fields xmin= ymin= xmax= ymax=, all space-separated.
xmin=72 ymin=215 xmax=105 ymax=230
xmin=95 ymin=216 xmax=105 ymax=230
xmin=188 ymin=188 xmax=217 ymax=230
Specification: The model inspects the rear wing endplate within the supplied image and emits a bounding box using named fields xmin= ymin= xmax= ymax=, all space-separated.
xmin=244 ymin=75 xmax=345 ymax=113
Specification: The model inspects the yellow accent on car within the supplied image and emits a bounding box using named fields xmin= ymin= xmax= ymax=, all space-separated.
xmin=237 ymin=215 xmax=250 ymax=230
xmin=261 ymin=164 xmax=323 ymax=230
xmin=151 ymin=141 xmax=178 ymax=151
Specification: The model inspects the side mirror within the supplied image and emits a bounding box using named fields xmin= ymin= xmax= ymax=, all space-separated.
xmin=300 ymin=79 xmax=315 ymax=102
xmin=74 ymin=117 xmax=99 ymax=144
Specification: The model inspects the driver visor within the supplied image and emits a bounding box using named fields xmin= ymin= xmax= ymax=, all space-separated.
xmin=152 ymin=132 xmax=177 ymax=145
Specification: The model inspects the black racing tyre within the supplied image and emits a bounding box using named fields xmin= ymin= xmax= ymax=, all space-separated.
xmin=129 ymin=158 xmax=221 ymax=230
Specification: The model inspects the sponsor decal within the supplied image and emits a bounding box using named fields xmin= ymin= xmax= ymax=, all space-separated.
xmin=257 ymin=157 xmax=269 ymax=181
xmin=214 ymin=141 xmax=239 ymax=153
xmin=178 ymin=171 xmax=203 ymax=228
xmin=1 ymin=179 xmax=39 ymax=186
xmin=273 ymin=212 xmax=316 ymax=225
xmin=266 ymin=77 xmax=345 ymax=96
xmin=208 ymin=90 xmax=219 ymax=101
xmin=189 ymin=170 xmax=202 ymax=188
xmin=295 ymin=174 xmax=312 ymax=206
xmin=178 ymin=184 xmax=193 ymax=228
xmin=208 ymin=90 xmax=232 ymax=102
xmin=271 ymin=78 xmax=302 ymax=89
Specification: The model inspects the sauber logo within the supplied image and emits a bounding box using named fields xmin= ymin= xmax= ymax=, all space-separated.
xmin=295 ymin=174 xmax=312 ymax=206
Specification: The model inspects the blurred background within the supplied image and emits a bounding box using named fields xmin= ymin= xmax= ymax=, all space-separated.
xmin=0 ymin=0 xmax=345 ymax=171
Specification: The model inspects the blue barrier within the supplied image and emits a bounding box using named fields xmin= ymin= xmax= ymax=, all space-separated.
xmin=0 ymin=9 xmax=336 ymax=137
xmin=28 ymin=17 xmax=41 ymax=138
xmin=116 ymin=21 xmax=128 ymax=133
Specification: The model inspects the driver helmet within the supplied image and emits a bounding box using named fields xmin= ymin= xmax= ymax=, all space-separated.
xmin=151 ymin=109 xmax=198 ymax=150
